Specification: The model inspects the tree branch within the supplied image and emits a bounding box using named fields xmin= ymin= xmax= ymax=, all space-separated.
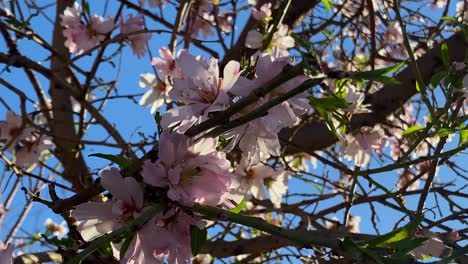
xmin=280 ymin=32 xmax=467 ymax=154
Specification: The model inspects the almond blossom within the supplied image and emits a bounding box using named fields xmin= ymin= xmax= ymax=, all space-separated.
xmin=60 ymin=2 xmax=115 ymax=55
xmin=252 ymin=3 xmax=272 ymax=21
xmin=431 ymin=0 xmax=447 ymax=9
xmin=189 ymin=0 xmax=215 ymax=38
xmin=0 ymin=111 xmax=33 ymax=151
xmin=410 ymin=229 xmax=450 ymax=259
xmin=226 ymin=53 xmax=309 ymax=164
xmin=230 ymin=156 xmax=289 ymax=208
xmin=14 ymin=135 xmax=53 ymax=168
xmin=340 ymin=126 xmax=387 ymax=167
xmin=161 ymin=50 xmax=242 ymax=133
xmin=245 ymin=24 xmax=295 ymax=56
xmin=120 ymin=14 xmax=151 ymax=58
xmin=325 ymin=215 xmax=361 ymax=233
xmin=71 ymin=168 xmax=144 ymax=241
xmin=385 ymin=22 xmax=403 ymax=47
xmin=142 ymin=131 xmax=232 ymax=206
xmin=44 ymin=218 xmax=68 ymax=239
xmin=139 ymin=73 xmax=172 ymax=114
xmin=0 ymin=241 xmax=13 ymax=264
xmin=123 ymin=209 xmax=202 ymax=264
xmin=151 ymin=48 xmax=183 ymax=79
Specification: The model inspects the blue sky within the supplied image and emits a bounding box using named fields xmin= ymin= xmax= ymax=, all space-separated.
xmin=0 ymin=0 xmax=466 ymax=262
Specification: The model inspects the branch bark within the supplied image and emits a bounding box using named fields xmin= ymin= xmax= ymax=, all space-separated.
xmin=280 ymin=32 xmax=467 ymax=154
xmin=48 ymin=1 xmax=91 ymax=191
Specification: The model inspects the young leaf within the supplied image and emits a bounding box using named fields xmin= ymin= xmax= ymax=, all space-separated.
xmin=321 ymin=0 xmax=332 ymax=12
xmin=441 ymin=42 xmax=449 ymax=68
xmin=402 ymin=125 xmax=425 ymax=137
xmin=345 ymin=61 xmax=405 ymax=84
xmin=190 ymin=225 xmax=207 ymax=256
xmin=430 ymin=71 xmax=447 ymax=89
xmin=365 ymin=216 xmax=423 ymax=248
xmin=230 ymin=198 xmax=246 ymax=214
xmin=89 ymin=153 xmax=130 ymax=169
xmin=435 ymin=128 xmax=455 ymax=138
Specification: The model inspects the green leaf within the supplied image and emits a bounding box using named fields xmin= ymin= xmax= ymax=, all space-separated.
xmin=120 ymin=232 xmax=136 ymax=260
xmin=89 ymin=153 xmax=130 ymax=169
xmin=441 ymin=42 xmax=449 ymax=68
xmin=415 ymin=80 xmax=424 ymax=93
xmin=435 ymin=128 xmax=455 ymax=138
xmin=230 ymin=198 xmax=246 ymax=213
xmin=99 ymin=243 xmax=113 ymax=257
xmin=458 ymin=124 xmax=468 ymax=146
xmin=402 ymin=125 xmax=425 ymax=137
xmin=190 ymin=225 xmax=207 ymax=256
xmin=393 ymin=237 xmax=427 ymax=255
xmin=343 ymin=237 xmax=385 ymax=264
xmin=430 ymin=71 xmax=447 ymax=89
xmin=441 ymin=16 xmax=458 ymax=23
xmin=321 ymin=0 xmax=332 ymax=12
xmin=365 ymin=216 xmax=423 ymax=248
xmin=346 ymin=62 xmax=405 ymax=84
xmin=309 ymin=96 xmax=349 ymax=111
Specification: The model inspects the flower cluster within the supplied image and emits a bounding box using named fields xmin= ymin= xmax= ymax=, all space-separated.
xmin=61 ymin=2 xmax=151 ymax=57
xmin=0 ymin=111 xmax=52 ymax=168
xmin=72 ymin=131 xmax=233 ymax=263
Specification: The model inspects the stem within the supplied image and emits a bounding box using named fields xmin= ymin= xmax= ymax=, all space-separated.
xmin=190 ymin=204 xmax=340 ymax=249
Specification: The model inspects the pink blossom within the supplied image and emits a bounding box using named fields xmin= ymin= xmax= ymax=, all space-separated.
xmin=216 ymin=12 xmax=233 ymax=33
xmin=411 ymin=229 xmax=448 ymax=259
xmin=0 ymin=203 xmax=5 ymax=218
xmin=430 ymin=0 xmax=447 ymax=9
xmin=139 ymin=0 xmax=167 ymax=8
xmin=151 ymin=48 xmax=183 ymax=79
xmin=226 ymin=53 xmax=309 ymax=164
xmin=448 ymin=230 xmax=461 ymax=243
xmin=44 ymin=218 xmax=68 ymax=238
xmin=161 ymin=50 xmax=242 ymax=133
xmin=189 ymin=0 xmax=214 ymax=38
xmin=245 ymin=24 xmax=295 ymax=56
xmin=139 ymin=73 xmax=172 ymax=114
xmin=0 ymin=241 xmax=13 ymax=264
xmin=252 ymin=3 xmax=272 ymax=21
xmin=142 ymin=131 xmax=232 ymax=206
xmin=60 ymin=3 xmax=115 ymax=55
xmin=343 ymin=85 xmax=370 ymax=114
xmin=231 ymin=156 xmax=288 ymax=208
xmin=385 ymin=22 xmax=403 ymax=47
xmin=340 ymin=126 xmax=387 ymax=167
xmin=14 ymin=135 xmax=53 ymax=168
xmin=120 ymin=14 xmax=151 ymax=58
xmin=117 ymin=208 xmax=202 ymax=264
xmin=0 ymin=111 xmax=34 ymax=151
xmin=396 ymin=171 xmax=420 ymax=191
xmin=71 ymin=168 xmax=144 ymax=241
xmin=456 ymin=1 xmax=468 ymax=22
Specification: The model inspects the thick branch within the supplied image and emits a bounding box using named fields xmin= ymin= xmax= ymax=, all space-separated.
xmin=201 ymin=230 xmax=373 ymax=258
xmin=48 ymin=1 xmax=91 ymax=191
xmin=280 ymin=32 xmax=467 ymax=154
